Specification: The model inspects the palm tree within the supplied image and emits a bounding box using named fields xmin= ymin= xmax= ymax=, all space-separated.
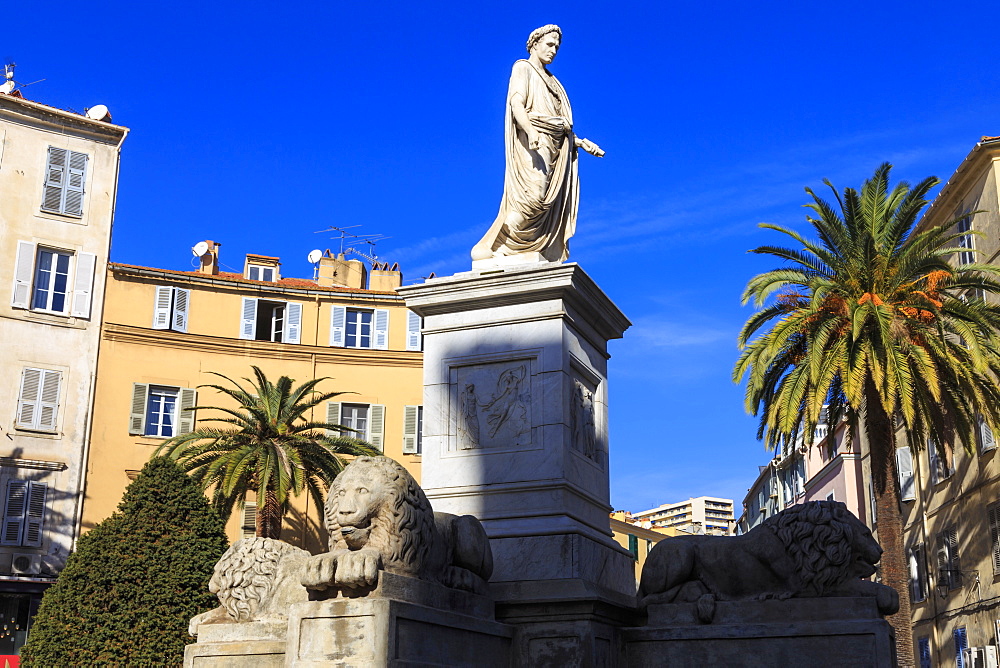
xmin=734 ymin=163 xmax=1000 ymax=665
xmin=155 ymin=366 xmax=379 ymax=539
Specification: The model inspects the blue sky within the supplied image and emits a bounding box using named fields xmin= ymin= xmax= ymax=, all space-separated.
xmin=8 ymin=1 xmax=1000 ymax=513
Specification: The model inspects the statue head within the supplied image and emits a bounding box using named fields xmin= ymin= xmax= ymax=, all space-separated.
xmin=526 ymin=24 xmax=562 ymax=55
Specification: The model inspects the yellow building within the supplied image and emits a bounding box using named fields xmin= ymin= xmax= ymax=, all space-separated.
xmin=610 ymin=511 xmax=676 ymax=587
xmin=83 ymin=243 xmax=423 ymax=551
xmin=0 ymin=86 xmax=127 ymax=652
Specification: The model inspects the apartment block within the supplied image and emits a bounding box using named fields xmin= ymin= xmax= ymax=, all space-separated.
xmin=633 ymin=496 xmax=734 ymax=535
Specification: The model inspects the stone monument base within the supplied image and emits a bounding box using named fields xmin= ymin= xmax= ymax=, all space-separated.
xmin=623 ymin=597 xmax=896 ymax=667
xmin=184 ymin=573 xmax=514 ymax=667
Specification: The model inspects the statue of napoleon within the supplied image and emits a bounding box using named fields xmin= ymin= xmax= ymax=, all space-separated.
xmin=471 ymin=25 xmax=604 ymax=265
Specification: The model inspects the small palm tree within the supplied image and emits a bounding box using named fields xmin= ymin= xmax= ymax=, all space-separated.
xmin=155 ymin=366 xmax=379 ymax=538
xmin=734 ymin=163 xmax=1000 ymax=665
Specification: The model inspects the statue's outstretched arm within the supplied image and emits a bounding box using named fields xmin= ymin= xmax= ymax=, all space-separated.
xmin=575 ymin=137 xmax=605 ymax=157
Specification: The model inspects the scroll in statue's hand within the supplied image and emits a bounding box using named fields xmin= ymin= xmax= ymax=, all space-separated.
xmin=576 ymin=137 xmax=605 ymax=158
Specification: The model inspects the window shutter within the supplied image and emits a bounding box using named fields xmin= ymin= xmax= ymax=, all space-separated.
xmin=326 ymin=402 xmax=342 ymax=436
xmin=955 ymin=628 xmax=968 ymax=668
xmin=980 ymin=415 xmax=996 ymax=453
xmin=177 ymin=388 xmax=197 ymax=435
xmin=239 ymin=298 xmax=257 ymax=339
xmin=37 ymin=369 xmax=61 ymax=431
xmin=406 ymin=310 xmax=422 ymax=351
xmin=949 ymin=527 xmax=962 ymax=587
xmin=369 ymin=404 xmax=385 ymax=451
xmin=989 ymin=504 xmax=1000 ymax=575
xmin=896 ymin=446 xmax=915 ymax=502
xmin=15 ymin=368 xmax=41 ymax=429
xmin=241 ymin=502 xmax=257 ymax=539
xmin=403 ymin=405 xmax=420 ymax=454
xmin=129 ymin=383 xmax=148 ymax=435
xmin=172 ymin=288 xmax=190 ymax=333
xmin=628 ymin=534 xmax=639 ymax=560
xmin=909 ymin=549 xmax=920 ymax=602
xmin=1 ymin=481 xmax=27 ymax=546
xmin=70 ymin=252 xmax=96 ymax=318
xmin=330 ymin=306 xmax=346 ymax=347
xmin=64 ymin=151 xmax=87 ymax=216
xmin=936 ymin=532 xmax=950 ymax=588
xmin=373 ymin=309 xmax=390 ymax=350
xmin=869 ymin=480 xmax=876 ymax=526
xmin=12 ymin=241 xmax=34 ymax=309
xmin=23 ymin=482 xmax=47 ymax=548
xmin=152 ymin=286 xmax=173 ymax=329
xmin=41 ymin=147 xmax=66 ymax=212
xmin=285 ymin=302 xmax=302 ymax=344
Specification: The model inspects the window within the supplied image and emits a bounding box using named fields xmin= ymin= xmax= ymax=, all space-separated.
xmin=909 ymin=544 xmax=927 ymax=602
xmin=627 ymin=534 xmax=639 ymax=561
xmin=929 ymin=440 xmax=953 ymax=484
xmin=41 ymin=147 xmax=88 ymax=216
xmin=247 ymin=265 xmax=275 ymax=282
xmin=327 ymin=402 xmax=385 ymax=451
xmin=241 ymin=502 xmax=257 ymax=539
xmin=937 ymin=526 xmax=962 ymax=591
xmin=988 ymin=503 xmax=1000 ymax=575
xmin=955 ymin=627 xmax=968 ymax=668
xmin=896 ymin=446 xmax=916 ymax=501
xmin=918 ymin=637 xmax=931 ymax=668
xmin=129 ymin=383 xmax=197 ymax=438
xmin=406 ymin=310 xmax=422 ymax=351
xmin=11 ymin=241 xmax=95 ymax=317
xmin=957 ymin=213 xmax=975 ymax=266
xmin=977 ymin=415 xmax=996 ymax=453
xmin=403 ymin=405 xmax=423 ymax=454
xmin=15 ymin=368 xmax=61 ymax=432
xmin=152 ymin=286 xmax=190 ymax=332
xmin=239 ymin=298 xmax=301 ymax=344
xmin=1 ymin=480 xmax=46 ymax=547
xmin=330 ymin=306 xmax=389 ymax=349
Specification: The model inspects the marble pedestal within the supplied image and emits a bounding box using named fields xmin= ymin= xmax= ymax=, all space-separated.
xmin=624 ymin=598 xmax=897 ymax=667
xmin=400 ymin=261 xmax=636 ymax=663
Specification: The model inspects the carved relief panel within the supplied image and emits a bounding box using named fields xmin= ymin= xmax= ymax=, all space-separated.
xmin=450 ymin=360 xmax=532 ymax=451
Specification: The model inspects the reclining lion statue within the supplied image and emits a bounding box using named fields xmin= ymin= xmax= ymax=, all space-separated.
xmin=637 ymin=500 xmax=898 ymax=622
xmin=190 ymin=456 xmax=493 ymax=633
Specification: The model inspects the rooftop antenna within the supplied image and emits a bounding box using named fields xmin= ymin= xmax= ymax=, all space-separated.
xmin=0 ymin=62 xmax=45 ymax=96
xmin=315 ymin=225 xmax=392 ymax=268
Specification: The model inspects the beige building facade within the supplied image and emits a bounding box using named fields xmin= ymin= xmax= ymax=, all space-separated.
xmin=0 ymin=90 xmax=127 ymax=651
xmin=609 ymin=511 xmax=675 ymax=587
xmin=83 ymin=245 xmax=424 ymax=551
xmin=633 ymin=496 xmax=735 ymax=535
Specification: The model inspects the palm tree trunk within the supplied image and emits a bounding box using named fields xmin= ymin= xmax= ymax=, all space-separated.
xmin=865 ymin=379 xmax=914 ymax=667
xmin=257 ymin=490 xmax=283 ymax=539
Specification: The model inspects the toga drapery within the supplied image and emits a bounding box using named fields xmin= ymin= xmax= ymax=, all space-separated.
xmin=473 ymin=59 xmax=579 ymax=263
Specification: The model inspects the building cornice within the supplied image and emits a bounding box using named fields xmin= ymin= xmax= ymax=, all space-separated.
xmin=0 ymin=94 xmax=128 ymax=143
xmin=101 ymin=323 xmax=422 ymax=367
xmin=918 ymin=138 xmax=1000 ymax=231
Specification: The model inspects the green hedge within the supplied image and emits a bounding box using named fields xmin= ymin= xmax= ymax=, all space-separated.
xmin=21 ymin=457 xmax=228 ymax=667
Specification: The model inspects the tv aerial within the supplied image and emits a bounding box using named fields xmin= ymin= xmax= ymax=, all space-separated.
xmin=315 ymin=225 xmax=392 ymax=268
xmin=1 ymin=63 xmax=45 ymax=96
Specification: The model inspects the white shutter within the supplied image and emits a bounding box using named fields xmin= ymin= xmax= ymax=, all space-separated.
xmin=989 ymin=504 xmax=1000 ymax=575
xmin=369 ymin=404 xmax=385 ymax=451
xmin=896 ymin=446 xmax=915 ymax=502
xmin=152 ymin=286 xmax=173 ymax=329
xmin=285 ymin=302 xmax=302 ymax=344
xmin=12 ymin=241 xmax=34 ymax=309
xmin=869 ymin=480 xmax=876 ymax=526
xmin=373 ymin=309 xmax=390 ymax=350
xmin=326 ymin=402 xmax=342 ymax=436
xmin=980 ymin=416 xmax=996 ymax=453
xmin=23 ymin=482 xmax=47 ymax=548
xmin=330 ymin=305 xmax=346 ymax=347
xmin=1 ymin=481 xmax=27 ymax=546
xmin=70 ymin=252 xmax=96 ymax=318
xmin=64 ymin=151 xmax=87 ymax=216
xmin=178 ymin=388 xmax=197 ymax=435
xmin=406 ymin=310 xmax=422 ymax=351
xmin=129 ymin=383 xmax=148 ymax=435
xmin=41 ymin=147 xmax=66 ymax=212
xmin=403 ymin=405 xmax=420 ymax=454
xmin=241 ymin=502 xmax=257 ymax=539
xmin=936 ymin=532 xmax=950 ymax=588
xmin=15 ymin=368 xmax=41 ymax=429
xmin=36 ymin=370 xmax=61 ymax=431
xmin=172 ymin=288 xmax=190 ymax=333
xmin=240 ymin=297 xmax=257 ymax=339
xmin=909 ymin=549 xmax=920 ymax=601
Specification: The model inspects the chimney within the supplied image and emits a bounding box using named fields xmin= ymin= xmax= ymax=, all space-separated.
xmin=196 ymin=241 xmax=221 ymax=275
xmin=368 ymin=262 xmax=402 ymax=291
xmin=317 ymin=251 xmax=367 ymax=289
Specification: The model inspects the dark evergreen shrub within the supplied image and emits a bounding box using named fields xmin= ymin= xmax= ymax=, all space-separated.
xmin=21 ymin=457 xmax=228 ymax=667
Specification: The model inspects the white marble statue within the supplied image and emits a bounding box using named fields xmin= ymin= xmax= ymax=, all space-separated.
xmin=471 ymin=24 xmax=604 ymax=265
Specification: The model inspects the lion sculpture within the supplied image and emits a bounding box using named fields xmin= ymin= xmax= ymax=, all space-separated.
xmin=637 ymin=501 xmax=898 ymax=622
xmin=190 ymin=457 xmax=493 ymax=634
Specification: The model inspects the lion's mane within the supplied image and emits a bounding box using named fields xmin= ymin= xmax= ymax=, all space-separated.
xmin=209 ymin=537 xmax=309 ymax=621
xmin=324 ymin=456 xmax=436 ymax=576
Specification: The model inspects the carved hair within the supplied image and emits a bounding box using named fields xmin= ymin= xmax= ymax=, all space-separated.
xmin=209 ymin=537 xmax=307 ymax=621
xmin=526 ymin=24 xmax=562 ymax=53
xmin=324 ymin=457 xmax=436 ymax=575
xmin=763 ymin=500 xmax=871 ymax=594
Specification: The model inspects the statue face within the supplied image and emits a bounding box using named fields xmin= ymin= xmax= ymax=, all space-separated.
xmin=330 ymin=468 xmax=388 ymax=548
xmin=531 ymin=32 xmax=560 ymax=65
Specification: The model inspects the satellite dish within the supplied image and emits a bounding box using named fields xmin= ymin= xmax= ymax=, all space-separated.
xmin=307 ymin=249 xmax=323 ymax=264
xmin=85 ymin=104 xmax=111 ymax=122
xmin=192 ymin=241 xmax=210 ymax=257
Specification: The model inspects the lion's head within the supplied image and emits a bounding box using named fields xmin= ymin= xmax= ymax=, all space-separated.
xmin=209 ymin=537 xmax=309 ymax=621
xmin=763 ymin=500 xmax=881 ymax=595
xmin=324 ymin=456 xmax=436 ymax=575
